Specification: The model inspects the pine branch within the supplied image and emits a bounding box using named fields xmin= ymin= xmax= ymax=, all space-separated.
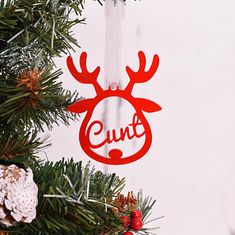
xmin=0 ymin=66 xmax=80 ymax=131
xmin=5 ymin=159 xmax=126 ymax=235
xmin=0 ymin=0 xmax=85 ymax=62
xmin=0 ymin=0 xmax=82 ymax=134
xmin=0 ymin=125 xmax=49 ymax=165
xmin=137 ymin=191 xmax=163 ymax=235
xmin=0 ymin=43 xmax=46 ymax=75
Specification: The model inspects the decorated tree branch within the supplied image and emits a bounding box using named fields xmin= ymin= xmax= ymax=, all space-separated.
xmin=0 ymin=0 xmax=160 ymax=234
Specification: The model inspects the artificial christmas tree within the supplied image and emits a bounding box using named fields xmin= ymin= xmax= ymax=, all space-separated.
xmin=0 ymin=0 xmax=160 ymax=234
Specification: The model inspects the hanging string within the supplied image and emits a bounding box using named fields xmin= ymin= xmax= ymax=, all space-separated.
xmin=104 ymin=0 xmax=122 ymax=89
xmin=102 ymin=1 xmax=123 ymax=172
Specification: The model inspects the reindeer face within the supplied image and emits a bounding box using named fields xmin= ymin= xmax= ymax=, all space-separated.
xmin=67 ymin=51 xmax=161 ymax=165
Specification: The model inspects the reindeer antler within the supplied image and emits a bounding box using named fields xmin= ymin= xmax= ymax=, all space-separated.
xmin=67 ymin=52 xmax=102 ymax=93
xmin=125 ymin=51 xmax=159 ymax=92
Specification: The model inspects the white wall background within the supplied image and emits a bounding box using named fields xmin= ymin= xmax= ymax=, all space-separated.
xmin=48 ymin=1 xmax=235 ymax=234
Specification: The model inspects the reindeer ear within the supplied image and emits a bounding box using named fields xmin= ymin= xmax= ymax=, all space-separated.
xmin=134 ymin=98 xmax=162 ymax=113
xmin=67 ymin=98 xmax=94 ymax=113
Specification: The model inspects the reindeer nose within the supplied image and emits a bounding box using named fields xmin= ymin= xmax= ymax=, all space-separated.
xmin=108 ymin=149 xmax=123 ymax=160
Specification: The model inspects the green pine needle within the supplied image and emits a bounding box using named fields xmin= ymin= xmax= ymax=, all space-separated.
xmin=0 ymin=66 xmax=80 ymax=131
xmin=5 ymin=159 xmax=126 ymax=235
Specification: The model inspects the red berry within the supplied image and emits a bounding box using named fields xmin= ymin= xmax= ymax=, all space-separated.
xmin=130 ymin=210 xmax=142 ymax=219
xmin=130 ymin=218 xmax=143 ymax=230
xmin=123 ymin=232 xmax=134 ymax=235
xmin=120 ymin=215 xmax=130 ymax=227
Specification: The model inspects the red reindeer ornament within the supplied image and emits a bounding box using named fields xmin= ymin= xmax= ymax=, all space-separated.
xmin=67 ymin=51 xmax=161 ymax=165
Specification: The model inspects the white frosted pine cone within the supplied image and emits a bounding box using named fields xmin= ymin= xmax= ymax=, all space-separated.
xmin=0 ymin=164 xmax=38 ymax=227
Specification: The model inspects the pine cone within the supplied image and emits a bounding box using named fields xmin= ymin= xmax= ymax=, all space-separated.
xmin=0 ymin=165 xmax=38 ymax=227
xmin=112 ymin=191 xmax=138 ymax=213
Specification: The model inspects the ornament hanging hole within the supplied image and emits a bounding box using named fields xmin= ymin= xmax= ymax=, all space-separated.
xmin=109 ymin=82 xmax=119 ymax=91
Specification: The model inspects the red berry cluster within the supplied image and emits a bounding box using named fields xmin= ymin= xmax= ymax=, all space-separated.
xmin=121 ymin=210 xmax=143 ymax=235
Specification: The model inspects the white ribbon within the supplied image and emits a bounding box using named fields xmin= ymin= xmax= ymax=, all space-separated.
xmin=104 ymin=1 xmax=123 ymax=89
